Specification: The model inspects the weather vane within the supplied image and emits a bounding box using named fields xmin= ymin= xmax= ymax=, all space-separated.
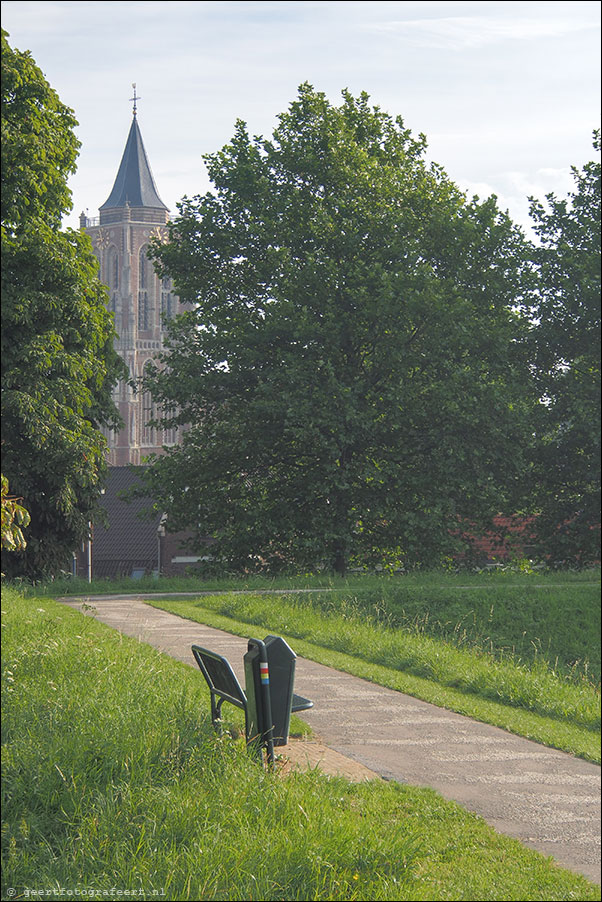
xmin=130 ymin=83 xmax=140 ymax=117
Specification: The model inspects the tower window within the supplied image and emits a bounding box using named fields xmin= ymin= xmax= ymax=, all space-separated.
xmin=139 ymin=246 xmax=148 ymax=290
xmin=161 ymin=291 xmax=173 ymax=323
xmin=138 ymin=291 xmax=149 ymax=330
xmin=108 ymin=248 xmax=119 ymax=289
xmin=142 ymin=362 xmax=157 ymax=447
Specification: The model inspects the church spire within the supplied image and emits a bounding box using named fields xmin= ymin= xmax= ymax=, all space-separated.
xmin=99 ymin=98 xmax=168 ymax=212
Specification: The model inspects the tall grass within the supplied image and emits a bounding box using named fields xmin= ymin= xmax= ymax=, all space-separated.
xmin=3 ymin=589 xmax=601 ymax=901
xmin=319 ymin=581 xmax=601 ymax=683
xmin=153 ymin=592 xmax=600 ymax=731
xmin=28 ymin=568 xmax=600 ymax=682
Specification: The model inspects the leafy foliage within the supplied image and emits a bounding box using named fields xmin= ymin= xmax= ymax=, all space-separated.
xmin=527 ymin=132 xmax=601 ymax=565
xmin=1 ymin=475 xmax=30 ymax=552
xmin=144 ymin=85 xmax=534 ymax=574
xmin=1 ymin=31 xmax=125 ymax=578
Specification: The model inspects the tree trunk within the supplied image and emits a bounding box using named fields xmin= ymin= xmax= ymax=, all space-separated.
xmin=333 ymin=543 xmax=347 ymax=577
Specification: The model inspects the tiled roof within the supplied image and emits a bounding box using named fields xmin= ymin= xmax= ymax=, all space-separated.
xmin=92 ymin=467 xmax=162 ymax=570
xmin=100 ymin=116 xmax=168 ymax=211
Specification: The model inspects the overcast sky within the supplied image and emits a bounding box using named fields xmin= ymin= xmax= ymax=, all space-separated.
xmin=2 ymin=1 xmax=600 ymax=232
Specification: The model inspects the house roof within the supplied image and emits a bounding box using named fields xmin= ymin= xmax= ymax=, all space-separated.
xmin=100 ymin=115 xmax=168 ymax=211
xmin=93 ymin=467 xmax=161 ymax=571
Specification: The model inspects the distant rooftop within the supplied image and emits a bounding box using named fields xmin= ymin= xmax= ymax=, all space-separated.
xmin=91 ymin=467 xmax=162 ymax=578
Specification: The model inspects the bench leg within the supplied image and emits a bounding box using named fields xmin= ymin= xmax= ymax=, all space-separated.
xmin=211 ymin=693 xmax=225 ymax=734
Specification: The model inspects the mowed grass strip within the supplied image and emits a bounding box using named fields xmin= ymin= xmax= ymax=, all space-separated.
xmin=2 ymin=589 xmax=600 ymax=901
xmin=145 ymin=593 xmax=601 ymax=763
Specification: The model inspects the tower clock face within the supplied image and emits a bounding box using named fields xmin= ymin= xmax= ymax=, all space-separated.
xmin=95 ymin=228 xmax=110 ymax=250
xmin=150 ymin=226 xmax=168 ymax=243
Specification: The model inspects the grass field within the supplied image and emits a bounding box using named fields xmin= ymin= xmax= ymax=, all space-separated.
xmin=2 ymin=588 xmax=600 ymax=901
xmin=317 ymin=578 xmax=601 ymax=683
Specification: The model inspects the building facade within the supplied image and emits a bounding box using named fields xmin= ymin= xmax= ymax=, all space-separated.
xmin=81 ymin=108 xmax=181 ymax=465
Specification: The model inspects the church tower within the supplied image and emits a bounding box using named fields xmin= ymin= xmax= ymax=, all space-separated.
xmin=81 ymin=89 xmax=181 ymax=465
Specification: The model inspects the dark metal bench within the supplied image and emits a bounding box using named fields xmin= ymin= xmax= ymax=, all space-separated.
xmin=191 ymin=645 xmax=250 ymax=734
xmin=192 ymin=636 xmax=313 ymax=767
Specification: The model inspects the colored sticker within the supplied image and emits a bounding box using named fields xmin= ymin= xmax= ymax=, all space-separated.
xmin=260 ymin=662 xmax=269 ymax=684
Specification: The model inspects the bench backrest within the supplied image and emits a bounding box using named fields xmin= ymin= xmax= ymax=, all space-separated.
xmin=191 ymin=645 xmax=247 ymax=709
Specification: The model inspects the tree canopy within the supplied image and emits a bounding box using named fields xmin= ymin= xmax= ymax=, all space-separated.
xmin=1 ymin=31 xmax=125 ymax=579
xmin=527 ymin=132 xmax=601 ymax=565
xmin=144 ymin=85 xmax=534 ymax=574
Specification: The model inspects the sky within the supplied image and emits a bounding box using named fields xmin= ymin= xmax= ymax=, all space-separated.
xmin=2 ymin=1 xmax=600 ymax=232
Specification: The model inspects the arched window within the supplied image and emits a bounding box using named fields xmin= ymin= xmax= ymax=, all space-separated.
xmin=139 ymin=245 xmax=148 ymax=290
xmin=161 ymin=291 xmax=173 ymax=323
xmin=141 ymin=362 xmax=156 ymax=447
xmin=108 ymin=247 xmax=119 ymax=289
xmin=138 ymin=245 xmax=154 ymax=331
xmin=138 ymin=291 xmax=149 ymax=330
xmin=162 ymin=406 xmax=178 ymax=447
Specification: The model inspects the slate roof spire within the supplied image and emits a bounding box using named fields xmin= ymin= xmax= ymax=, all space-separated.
xmin=100 ymin=91 xmax=168 ymax=212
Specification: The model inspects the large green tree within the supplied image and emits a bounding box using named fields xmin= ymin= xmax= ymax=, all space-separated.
xmin=144 ymin=85 xmax=533 ymax=575
xmin=527 ymin=133 xmax=601 ymax=565
xmin=1 ymin=31 xmax=125 ymax=579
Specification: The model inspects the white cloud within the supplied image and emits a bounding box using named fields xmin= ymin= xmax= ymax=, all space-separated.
xmin=365 ymin=15 xmax=599 ymax=50
xmin=503 ymin=168 xmax=574 ymax=199
xmin=460 ymin=166 xmax=578 ymax=234
xmin=3 ymin=1 xmax=598 ymax=231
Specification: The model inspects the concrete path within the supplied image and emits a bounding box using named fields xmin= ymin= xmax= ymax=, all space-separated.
xmin=59 ymin=594 xmax=601 ymax=885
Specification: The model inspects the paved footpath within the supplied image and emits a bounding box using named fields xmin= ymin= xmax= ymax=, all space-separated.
xmin=59 ymin=595 xmax=601 ymax=885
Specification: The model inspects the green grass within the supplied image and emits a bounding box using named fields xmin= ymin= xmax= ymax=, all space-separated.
xmin=2 ymin=589 xmax=600 ymax=901
xmin=145 ymin=591 xmax=601 ymax=763
xmin=30 ymin=568 xmax=600 ymax=679
xmin=26 ymin=564 xmax=600 ymax=594
xmin=29 ymin=566 xmax=601 ymax=760
xmin=321 ymin=580 xmax=601 ymax=684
